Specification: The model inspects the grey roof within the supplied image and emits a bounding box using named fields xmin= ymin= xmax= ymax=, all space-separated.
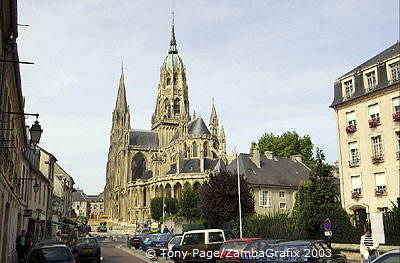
xmin=72 ymin=191 xmax=86 ymax=202
xmin=339 ymin=42 xmax=399 ymax=79
xmin=85 ymin=195 xmax=103 ymax=202
xmin=188 ymin=117 xmax=210 ymax=135
xmin=166 ymin=158 xmax=225 ymax=174
xmin=181 ymin=159 xmax=200 ymax=173
xmin=226 ymin=154 xmax=309 ymax=187
xmin=331 ymin=43 xmax=400 ymax=107
xmin=129 ymin=130 xmax=159 ymax=147
xmin=141 ymin=170 xmax=153 ymax=180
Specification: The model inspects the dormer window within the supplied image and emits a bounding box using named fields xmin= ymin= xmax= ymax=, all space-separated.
xmin=344 ymin=80 xmax=354 ymax=99
xmin=389 ymin=61 xmax=399 ymax=82
xmin=366 ymin=71 xmax=377 ymax=91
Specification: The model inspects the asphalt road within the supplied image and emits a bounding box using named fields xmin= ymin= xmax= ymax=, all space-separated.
xmin=100 ymin=240 xmax=148 ymax=263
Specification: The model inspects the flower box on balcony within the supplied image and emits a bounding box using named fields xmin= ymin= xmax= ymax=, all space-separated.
xmin=375 ymin=188 xmax=386 ymax=196
xmin=371 ymin=155 xmax=384 ymax=164
xmin=368 ymin=118 xmax=380 ymax=128
xmin=351 ymin=191 xmax=361 ymax=199
xmin=392 ymin=112 xmax=400 ymax=122
xmin=345 ymin=125 xmax=357 ymax=133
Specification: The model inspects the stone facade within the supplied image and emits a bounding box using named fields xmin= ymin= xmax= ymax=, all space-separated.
xmin=104 ymin=24 xmax=227 ymax=224
xmin=331 ymin=43 xmax=400 ymax=220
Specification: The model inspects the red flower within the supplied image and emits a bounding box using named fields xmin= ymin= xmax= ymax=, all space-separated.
xmin=392 ymin=112 xmax=400 ymax=121
xmin=368 ymin=118 xmax=380 ymax=128
xmin=345 ymin=125 xmax=357 ymax=133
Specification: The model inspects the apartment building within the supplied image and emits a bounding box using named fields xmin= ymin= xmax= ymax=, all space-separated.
xmin=331 ymin=43 xmax=400 ymax=222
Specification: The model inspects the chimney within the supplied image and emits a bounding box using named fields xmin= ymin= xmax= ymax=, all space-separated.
xmin=251 ymin=146 xmax=261 ymax=168
xmin=290 ymin=154 xmax=302 ymax=163
xmin=264 ymin=151 xmax=273 ymax=159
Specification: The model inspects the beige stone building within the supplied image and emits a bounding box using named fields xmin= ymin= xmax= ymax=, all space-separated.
xmin=53 ymin=163 xmax=75 ymax=219
xmin=86 ymin=195 xmax=104 ymax=219
xmin=227 ymin=149 xmax=310 ymax=214
xmin=331 ymin=43 xmax=400 ymax=223
xmin=104 ymin=24 xmax=227 ymax=224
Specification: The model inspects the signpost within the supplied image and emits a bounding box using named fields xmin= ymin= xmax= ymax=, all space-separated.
xmin=324 ymin=218 xmax=332 ymax=246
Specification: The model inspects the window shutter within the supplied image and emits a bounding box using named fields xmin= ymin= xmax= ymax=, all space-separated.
xmin=368 ymin=104 xmax=379 ymax=115
xmin=351 ymin=176 xmax=362 ymax=189
xmin=375 ymin=173 xmax=386 ymax=186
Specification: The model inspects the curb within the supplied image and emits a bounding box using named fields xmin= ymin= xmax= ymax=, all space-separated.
xmin=116 ymin=244 xmax=153 ymax=263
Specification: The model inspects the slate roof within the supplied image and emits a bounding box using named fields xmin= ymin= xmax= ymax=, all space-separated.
xmin=72 ymin=191 xmax=86 ymax=202
xmin=86 ymin=195 xmax=103 ymax=202
xmin=170 ymin=117 xmax=211 ymax=142
xmin=141 ymin=170 xmax=153 ymax=180
xmin=226 ymin=154 xmax=309 ymax=187
xmin=339 ymin=42 xmax=399 ymax=79
xmin=166 ymin=158 xmax=226 ymax=174
xmin=129 ymin=130 xmax=159 ymax=147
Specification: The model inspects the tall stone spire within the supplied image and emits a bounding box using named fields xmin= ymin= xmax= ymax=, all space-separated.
xmin=168 ymin=13 xmax=178 ymax=54
xmin=209 ymin=99 xmax=219 ymax=136
xmin=115 ymin=68 xmax=128 ymax=111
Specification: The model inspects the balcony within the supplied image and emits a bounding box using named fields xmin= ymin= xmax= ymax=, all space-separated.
xmin=351 ymin=190 xmax=362 ymax=199
xmin=371 ymin=155 xmax=384 ymax=164
xmin=349 ymin=158 xmax=360 ymax=167
xmin=397 ymin=151 xmax=400 ymax=160
xmin=392 ymin=112 xmax=400 ymax=122
xmin=375 ymin=187 xmax=387 ymax=196
xmin=345 ymin=125 xmax=357 ymax=133
xmin=368 ymin=118 xmax=380 ymax=128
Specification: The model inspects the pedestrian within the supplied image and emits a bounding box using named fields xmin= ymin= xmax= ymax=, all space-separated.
xmin=16 ymin=230 xmax=28 ymax=262
xmin=168 ymin=226 xmax=174 ymax=234
xmin=360 ymin=229 xmax=379 ymax=263
xmin=163 ymin=225 xmax=169 ymax=233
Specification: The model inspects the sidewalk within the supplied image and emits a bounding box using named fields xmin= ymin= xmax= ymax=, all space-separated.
xmin=332 ymin=243 xmax=400 ymax=262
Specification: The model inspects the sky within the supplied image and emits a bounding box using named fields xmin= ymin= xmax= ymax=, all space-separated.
xmin=17 ymin=1 xmax=399 ymax=194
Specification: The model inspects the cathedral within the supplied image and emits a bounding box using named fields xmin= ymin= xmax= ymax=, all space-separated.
xmin=103 ymin=23 xmax=227 ymax=224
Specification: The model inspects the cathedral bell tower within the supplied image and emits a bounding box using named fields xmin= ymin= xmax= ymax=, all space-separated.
xmin=152 ymin=20 xmax=190 ymax=147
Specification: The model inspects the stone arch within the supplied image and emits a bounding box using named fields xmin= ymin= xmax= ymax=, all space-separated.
xmin=203 ymin=141 xmax=209 ymax=157
xmin=155 ymin=185 xmax=160 ymax=198
xmin=192 ymin=141 xmax=198 ymax=157
xmin=174 ymin=182 xmax=183 ymax=199
xmin=165 ymin=183 xmax=172 ymax=198
xmin=143 ymin=187 xmax=147 ymax=207
xmin=131 ymin=152 xmax=146 ymax=181
xmin=173 ymin=98 xmax=180 ymax=115
xmin=183 ymin=182 xmax=191 ymax=189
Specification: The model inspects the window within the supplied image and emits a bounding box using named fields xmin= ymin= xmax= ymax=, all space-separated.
xmin=192 ymin=142 xmax=198 ymax=157
xmin=389 ymin=61 xmax=399 ymax=82
xmin=393 ymin=97 xmax=400 ymax=113
xmin=203 ymin=142 xmax=208 ymax=158
xmin=377 ymin=207 xmax=388 ymax=213
xmin=349 ymin=142 xmax=359 ymax=166
xmin=396 ymin=131 xmax=400 ymax=153
xmin=368 ymin=104 xmax=380 ymax=121
xmin=166 ymin=75 xmax=171 ymax=85
xmin=371 ymin=135 xmax=383 ymax=157
xmin=346 ymin=111 xmax=356 ymax=126
xmin=259 ymin=190 xmax=271 ymax=207
xmin=182 ymin=233 xmax=205 ymax=245
xmin=279 ymin=202 xmax=286 ymax=209
xmin=173 ymin=73 xmax=178 ymax=85
xmin=351 ymin=175 xmax=362 ymax=194
xmin=279 ymin=191 xmax=285 ymax=198
xmin=375 ymin=172 xmax=387 ymax=192
xmin=173 ymin=99 xmax=180 ymax=115
xmin=366 ymin=71 xmax=377 ymax=90
xmin=209 ymin=232 xmax=224 ymax=243
xmin=344 ymin=80 xmax=354 ymax=98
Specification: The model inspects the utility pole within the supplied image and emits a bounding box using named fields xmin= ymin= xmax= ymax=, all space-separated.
xmin=236 ymin=148 xmax=243 ymax=239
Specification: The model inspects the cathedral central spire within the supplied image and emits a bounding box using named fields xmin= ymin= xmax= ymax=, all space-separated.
xmin=168 ymin=13 xmax=178 ymax=54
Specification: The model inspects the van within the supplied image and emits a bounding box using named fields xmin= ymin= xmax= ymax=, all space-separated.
xmin=179 ymin=229 xmax=225 ymax=262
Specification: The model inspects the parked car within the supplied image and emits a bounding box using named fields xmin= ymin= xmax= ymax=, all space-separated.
xmin=33 ymin=239 xmax=65 ymax=247
xmin=26 ymin=243 xmax=75 ymax=263
xmin=168 ymin=235 xmax=183 ymax=251
xmin=97 ymin=225 xmax=107 ymax=232
xmin=218 ymin=239 xmax=282 ymax=262
xmin=179 ymin=229 xmax=226 ymax=262
xmin=129 ymin=232 xmax=152 ymax=249
xmin=71 ymin=237 xmax=101 ymax=263
xmin=371 ymin=249 xmax=400 ymax=263
xmin=142 ymin=233 xmax=172 ymax=251
xmin=246 ymin=240 xmax=347 ymax=263
xmin=145 ymin=233 xmax=176 ymax=255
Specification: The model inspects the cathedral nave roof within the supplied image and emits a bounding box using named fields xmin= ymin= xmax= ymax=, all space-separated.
xmin=129 ymin=130 xmax=159 ymax=147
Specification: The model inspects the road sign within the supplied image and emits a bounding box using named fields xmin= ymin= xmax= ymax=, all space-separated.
xmin=324 ymin=231 xmax=332 ymax=237
xmin=324 ymin=218 xmax=331 ymax=231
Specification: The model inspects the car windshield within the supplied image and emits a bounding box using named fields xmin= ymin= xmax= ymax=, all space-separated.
xmin=169 ymin=237 xmax=182 ymax=245
xmin=159 ymin=235 xmax=172 ymax=241
xmin=220 ymin=241 xmax=248 ymax=251
xmin=148 ymin=235 xmax=161 ymax=241
xmin=30 ymin=247 xmax=73 ymax=262
xmin=76 ymin=238 xmax=98 ymax=246
xmin=182 ymin=233 xmax=205 ymax=245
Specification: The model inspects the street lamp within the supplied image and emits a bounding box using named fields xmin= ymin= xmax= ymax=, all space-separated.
xmin=33 ymin=180 xmax=40 ymax=193
xmin=29 ymin=120 xmax=43 ymax=147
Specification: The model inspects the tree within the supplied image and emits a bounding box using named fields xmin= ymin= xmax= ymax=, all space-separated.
xmin=252 ymin=131 xmax=314 ymax=167
xmin=293 ymin=148 xmax=356 ymax=241
xmin=150 ymin=197 xmax=178 ymax=221
xmin=177 ymin=185 xmax=202 ymax=222
xmin=201 ymin=171 xmax=255 ymax=228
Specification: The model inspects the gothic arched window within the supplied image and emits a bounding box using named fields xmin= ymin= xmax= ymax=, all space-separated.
xmin=203 ymin=141 xmax=209 ymax=158
xmin=131 ymin=152 xmax=146 ymax=181
xmin=173 ymin=72 xmax=178 ymax=85
xmin=173 ymin=98 xmax=180 ymax=115
xmin=183 ymin=143 xmax=188 ymax=158
xmin=166 ymin=74 xmax=171 ymax=85
xmin=192 ymin=142 xmax=198 ymax=157
xmin=164 ymin=99 xmax=171 ymax=118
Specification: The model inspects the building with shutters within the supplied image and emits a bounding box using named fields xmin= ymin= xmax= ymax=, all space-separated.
xmin=330 ymin=43 xmax=400 ymax=223
xmin=103 ymin=22 xmax=227 ymax=224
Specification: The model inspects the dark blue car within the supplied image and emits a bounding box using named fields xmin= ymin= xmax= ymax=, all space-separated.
xmin=143 ymin=233 xmax=175 ymax=254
